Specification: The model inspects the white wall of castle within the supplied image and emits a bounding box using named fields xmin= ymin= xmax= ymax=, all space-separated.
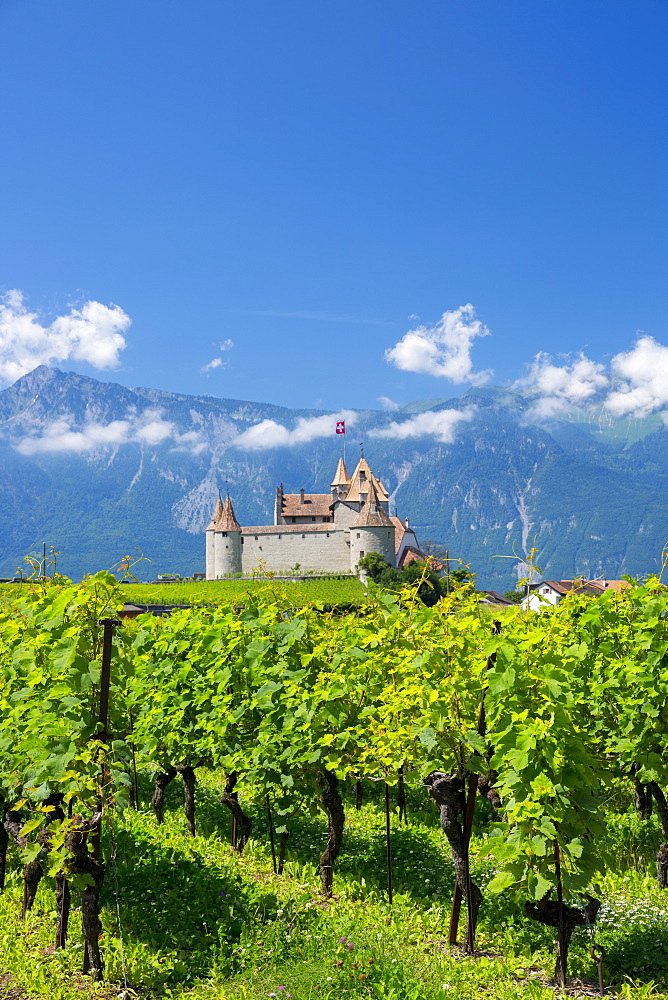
xmin=351 ymin=525 xmax=396 ymax=568
xmin=206 ymin=529 xmax=216 ymax=578
xmin=214 ymin=531 xmax=242 ymax=577
xmin=240 ymin=528 xmax=351 ymax=575
xmin=332 ymin=501 xmax=361 ymax=529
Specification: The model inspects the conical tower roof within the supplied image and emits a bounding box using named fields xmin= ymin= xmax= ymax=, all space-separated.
xmin=373 ymin=475 xmax=389 ymax=500
xmin=206 ymin=496 xmax=224 ymax=531
xmin=331 ymin=457 xmax=351 ymax=487
xmin=216 ymin=495 xmax=241 ymax=531
xmin=346 ymin=456 xmax=374 ymax=502
xmin=350 ymin=478 xmax=394 ymax=528
xmin=345 ymin=457 xmax=389 ymax=504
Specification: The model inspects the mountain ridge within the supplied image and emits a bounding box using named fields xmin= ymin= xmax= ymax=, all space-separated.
xmin=0 ymin=366 xmax=666 ymax=589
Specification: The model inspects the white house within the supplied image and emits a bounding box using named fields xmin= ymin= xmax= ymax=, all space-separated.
xmin=522 ymin=579 xmax=628 ymax=611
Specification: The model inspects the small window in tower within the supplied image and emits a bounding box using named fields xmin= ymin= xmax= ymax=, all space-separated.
xmin=326 ymin=532 xmax=330 ymax=537
xmin=254 ymin=535 xmax=258 ymax=540
xmin=222 ymin=532 xmax=228 ymax=537
xmin=356 ymin=533 xmax=360 ymax=539
xmin=360 ymin=550 xmax=365 ymax=558
xmin=311 ymin=516 xmax=316 ymax=522
xmin=302 ymin=534 xmax=306 ymax=538
xmin=292 ymin=517 xmax=296 ymax=523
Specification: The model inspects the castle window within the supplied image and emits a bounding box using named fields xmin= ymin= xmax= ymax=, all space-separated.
xmin=311 ymin=516 xmax=316 ymax=522
xmin=292 ymin=517 xmax=296 ymax=523
xmin=326 ymin=532 xmax=330 ymax=537
xmin=356 ymin=533 xmax=360 ymax=539
xmin=254 ymin=535 xmax=258 ymax=540
xmin=222 ymin=532 xmax=228 ymax=537
xmin=360 ymin=550 xmax=365 ymax=558
xmin=302 ymin=534 xmax=306 ymax=538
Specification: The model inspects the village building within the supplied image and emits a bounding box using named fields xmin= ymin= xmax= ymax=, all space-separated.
xmin=521 ymin=578 xmax=628 ymax=611
xmin=205 ymin=455 xmax=420 ymax=579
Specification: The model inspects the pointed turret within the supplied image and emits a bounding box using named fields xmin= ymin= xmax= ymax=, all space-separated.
xmin=350 ymin=478 xmax=394 ymax=528
xmin=206 ymin=494 xmax=243 ymax=579
xmin=345 ymin=457 xmax=389 ymax=506
xmin=217 ymin=495 xmax=241 ymax=532
xmin=345 ymin=456 xmax=374 ymax=503
xmin=206 ymin=496 xmax=224 ymax=531
xmin=331 ymin=457 xmax=351 ymax=488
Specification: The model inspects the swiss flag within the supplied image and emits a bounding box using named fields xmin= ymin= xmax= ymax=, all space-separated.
xmin=336 ymin=420 xmax=346 ymax=434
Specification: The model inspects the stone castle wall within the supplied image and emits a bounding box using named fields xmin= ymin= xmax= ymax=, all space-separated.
xmin=240 ymin=528 xmax=351 ymax=575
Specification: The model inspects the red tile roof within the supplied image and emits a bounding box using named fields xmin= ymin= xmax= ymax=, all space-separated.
xmin=280 ymin=494 xmax=333 ymax=518
xmin=241 ymin=524 xmax=337 ymax=535
xmin=350 ymin=478 xmax=394 ymax=528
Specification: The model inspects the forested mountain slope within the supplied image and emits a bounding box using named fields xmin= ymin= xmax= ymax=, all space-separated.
xmin=0 ymin=366 xmax=665 ymax=590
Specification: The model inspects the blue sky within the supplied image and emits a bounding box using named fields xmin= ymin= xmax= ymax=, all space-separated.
xmin=2 ymin=0 xmax=668 ymax=412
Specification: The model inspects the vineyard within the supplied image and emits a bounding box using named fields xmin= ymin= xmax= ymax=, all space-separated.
xmin=2 ymin=573 xmax=668 ymax=999
xmin=0 ymin=576 xmax=367 ymax=610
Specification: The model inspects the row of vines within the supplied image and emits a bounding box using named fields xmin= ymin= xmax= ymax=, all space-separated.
xmin=1 ymin=572 xmax=668 ymax=985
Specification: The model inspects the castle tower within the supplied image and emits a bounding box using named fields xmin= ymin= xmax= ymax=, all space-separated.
xmin=330 ymin=457 xmax=351 ymax=500
xmin=349 ymin=478 xmax=396 ymax=576
xmin=206 ymin=495 xmax=242 ymax=579
xmin=205 ymin=496 xmax=223 ymax=580
xmin=345 ymin=456 xmax=390 ymax=513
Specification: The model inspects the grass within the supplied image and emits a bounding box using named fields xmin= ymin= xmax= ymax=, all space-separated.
xmin=2 ymin=774 xmax=668 ymax=999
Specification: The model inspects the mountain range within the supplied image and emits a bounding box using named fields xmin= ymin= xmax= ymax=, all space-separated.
xmin=0 ymin=365 xmax=666 ymax=591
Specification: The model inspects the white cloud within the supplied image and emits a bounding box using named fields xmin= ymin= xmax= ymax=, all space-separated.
xmin=16 ymin=418 xmax=132 ymax=455
xmin=133 ymin=408 xmax=175 ymax=445
xmin=369 ymin=407 xmax=474 ymax=444
xmin=378 ymin=395 xmax=400 ymax=411
xmin=232 ymin=410 xmax=358 ymax=451
xmin=201 ymin=357 xmax=228 ymax=374
xmin=14 ymin=406 xmax=207 ymax=455
xmin=605 ymin=336 xmax=668 ymax=419
xmin=384 ymin=305 xmax=492 ymax=385
xmin=519 ymin=351 xmax=608 ymax=419
xmin=0 ymin=289 xmax=130 ymax=385
xmin=201 ymin=339 xmax=234 ymax=374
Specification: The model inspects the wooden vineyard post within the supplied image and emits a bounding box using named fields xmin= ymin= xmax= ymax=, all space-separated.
xmin=384 ymin=782 xmax=393 ymax=905
xmin=266 ymin=795 xmax=277 ymax=874
xmin=555 ymin=840 xmax=567 ymax=986
xmin=448 ymin=620 xmax=500 ymax=952
xmin=92 ymin=619 xmax=118 ymax=861
xmin=397 ymin=766 xmax=407 ymax=825
xmin=84 ymin=617 xmax=118 ymax=976
xmin=128 ymin=707 xmax=140 ymax=810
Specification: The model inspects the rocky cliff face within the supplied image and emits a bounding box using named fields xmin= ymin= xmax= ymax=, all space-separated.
xmin=0 ymin=366 xmax=666 ymax=588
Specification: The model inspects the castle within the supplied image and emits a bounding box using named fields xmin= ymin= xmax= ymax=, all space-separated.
xmin=205 ymin=455 xmax=420 ymax=579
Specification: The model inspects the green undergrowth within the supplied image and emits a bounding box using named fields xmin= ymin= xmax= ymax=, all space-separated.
xmin=2 ymin=773 xmax=668 ymax=999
